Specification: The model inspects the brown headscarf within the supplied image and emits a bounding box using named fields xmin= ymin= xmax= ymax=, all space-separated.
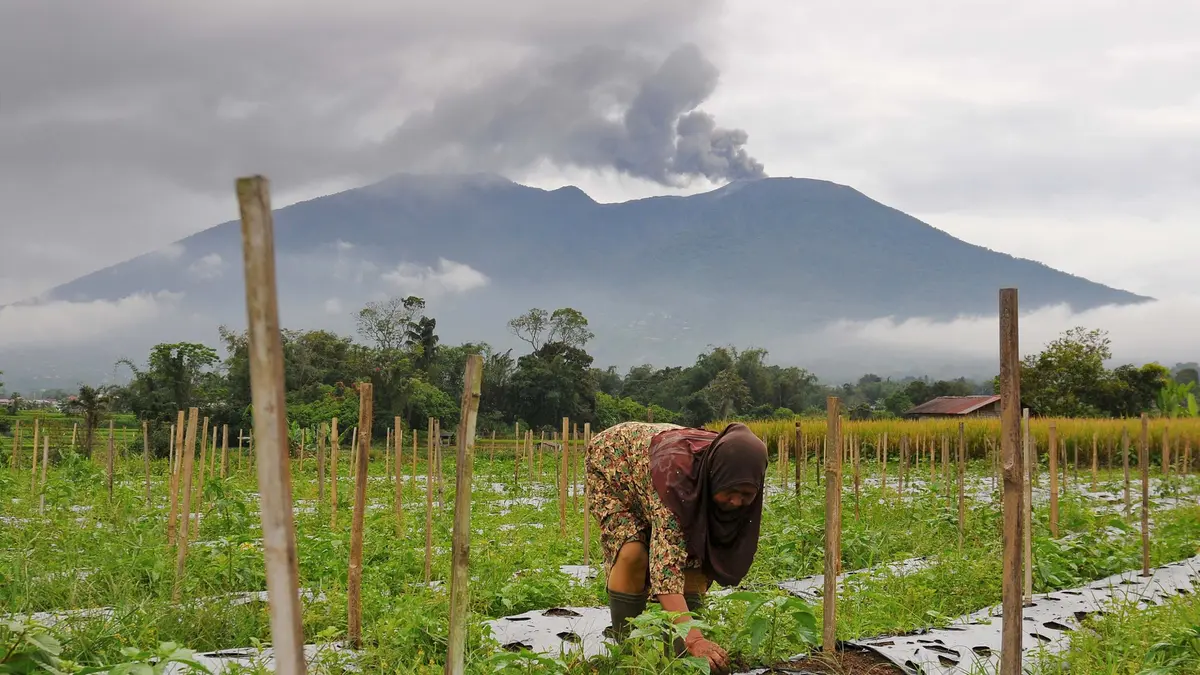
xmin=648 ymin=423 xmax=768 ymax=587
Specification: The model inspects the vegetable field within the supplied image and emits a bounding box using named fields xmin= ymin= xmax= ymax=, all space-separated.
xmin=2 ymin=414 xmax=1198 ymax=674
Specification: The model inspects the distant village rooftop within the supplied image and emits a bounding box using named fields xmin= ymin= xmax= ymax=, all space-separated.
xmin=903 ymin=395 xmax=1001 ymax=418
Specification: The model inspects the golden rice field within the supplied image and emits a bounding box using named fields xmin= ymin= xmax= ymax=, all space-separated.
xmin=715 ymin=416 xmax=1200 ymax=468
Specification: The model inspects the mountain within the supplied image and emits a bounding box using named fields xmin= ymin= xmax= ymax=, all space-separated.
xmin=3 ymin=173 xmax=1151 ymax=389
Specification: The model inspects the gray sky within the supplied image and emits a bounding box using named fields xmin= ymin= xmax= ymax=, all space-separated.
xmin=2 ymin=0 xmax=1198 ymax=368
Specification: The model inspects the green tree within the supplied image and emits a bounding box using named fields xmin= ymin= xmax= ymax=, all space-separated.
xmin=1019 ymin=327 xmax=1111 ymax=417
xmin=510 ymin=342 xmax=596 ymax=428
xmin=508 ymin=307 xmax=595 ymax=351
xmin=356 ymin=296 xmax=425 ymax=351
xmin=64 ymin=385 xmax=116 ymax=459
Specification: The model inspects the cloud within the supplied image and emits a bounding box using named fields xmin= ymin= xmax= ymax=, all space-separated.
xmin=787 ymin=295 xmax=1200 ymax=380
xmin=187 ymin=253 xmax=225 ymax=280
xmin=0 ymin=291 xmax=182 ymax=350
xmin=381 ymin=258 xmax=489 ymax=299
xmin=156 ymin=243 xmax=186 ymax=261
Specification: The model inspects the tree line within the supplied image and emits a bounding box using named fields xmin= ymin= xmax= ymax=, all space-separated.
xmin=1 ymin=297 xmax=1192 ymax=458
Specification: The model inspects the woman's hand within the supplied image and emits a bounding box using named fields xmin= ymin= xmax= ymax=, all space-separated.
xmin=685 ymin=634 xmax=730 ymax=673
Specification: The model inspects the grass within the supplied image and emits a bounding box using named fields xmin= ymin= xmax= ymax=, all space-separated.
xmin=0 ymin=429 xmax=1198 ymax=673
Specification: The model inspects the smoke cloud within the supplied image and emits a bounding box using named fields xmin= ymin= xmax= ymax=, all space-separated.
xmin=379 ymin=44 xmax=765 ymax=186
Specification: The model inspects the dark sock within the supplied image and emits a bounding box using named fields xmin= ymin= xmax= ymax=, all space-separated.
xmin=605 ymin=588 xmax=648 ymax=642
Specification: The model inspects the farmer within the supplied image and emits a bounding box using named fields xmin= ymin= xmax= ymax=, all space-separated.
xmin=585 ymin=421 xmax=768 ymax=673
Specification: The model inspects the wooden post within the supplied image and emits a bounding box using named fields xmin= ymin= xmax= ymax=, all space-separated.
xmin=1122 ymin=426 xmax=1131 ymax=515
xmin=957 ymin=422 xmax=965 ymax=548
xmin=1048 ymin=422 xmax=1059 ymax=537
xmin=425 ymin=416 xmax=435 ymax=584
xmin=1091 ymin=433 xmax=1098 ymax=490
xmin=168 ymin=411 xmax=184 ymax=545
xmin=1022 ymin=409 xmax=1032 ymax=605
xmin=317 ymin=423 xmax=327 ymax=505
xmin=395 ymin=417 xmax=404 ymax=536
xmin=880 ymin=432 xmax=887 ymax=500
xmin=347 ymin=382 xmax=373 ymax=649
xmin=107 ymin=420 xmax=115 ymax=500
xmin=9 ymin=420 xmax=17 ymax=470
xmin=852 ymin=436 xmax=861 ymax=521
xmin=173 ymin=408 xmax=199 ymax=601
xmin=444 ymin=355 xmax=483 ymax=675
xmin=38 ymin=436 xmax=50 ymax=515
xmin=143 ymin=421 xmax=152 ymax=503
xmin=236 ymin=175 xmax=307 ymax=674
xmin=794 ymin=422 xmax=802 ymax=495
xmin=29 ymin=418 xmax=40 ymax=487
xmin=221 ymin=424 xmax=229 ymax=479
xmin=583 ymin=422 xmax=592 ymax=566
xmin=560 ymin=417 xmax=569 ymax=537
xmin=998 ymin=287 xmax=1023 ymax=675
xmin=822 ymin=396 xmax=842 ymax=654
xmin=330 ymin=417 xmax=339 ymax=528
xmin=1140 ymin=414 xmax=1150 ymax=576
xmin=1162 ymin=425 xmax=1170 ymax=478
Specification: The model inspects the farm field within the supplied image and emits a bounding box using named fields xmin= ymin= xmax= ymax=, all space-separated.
xmin=2 ymin=418 xmax=1199 ymax=674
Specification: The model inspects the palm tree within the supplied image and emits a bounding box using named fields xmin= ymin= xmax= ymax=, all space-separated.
xmin=66 ymin=385 xmax=114 ymax=459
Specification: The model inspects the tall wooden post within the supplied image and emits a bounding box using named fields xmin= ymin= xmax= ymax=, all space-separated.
xmin=1162 ymin=425 xmax=1170 ymax=478
xmin=237 ymin=175 xmax=307 ymax=674
xmin=1022 ymin=409 xmax=1032 ymax=605
xmin=317 ymin=423 xmax=327 ymax=505
xmin=347 ymin=382 xmax=373 ymax=649
xmin=559 ymin=417 xmax=569 ymax=537
xmin=425 ymin=416 xmax=435 ymax=584
xmin=998 ymin=287 xmax=1023 ymax=675
xmin=1091 ymin=433 xmax=1098 ymax=490
xmin=330 ymin=417 xmax=339 ymax=528
xmin=143 ymin=421 xmax=152 ymax=503
xmin=957 ymin=422 xmax=965 ymax=548
xmin=394 ymin=416 xmax=404 ymax=537
xmin=445 ymin=355 xmax=483 ymax=675
xmin=107 ymin=420 xmax=115 ymax=500
xmin=1122 ymin=426 xmax=1131 ymax=514
xmin=1048 ymin=422 xmax=1059 ymax=537
xmin=173 ymin=408 xmax=199 ymax=602
xmin=822 ymin=396 xmax=842 ymax=653
xmin=1140 ymin=414 xmax=1150 ymax=576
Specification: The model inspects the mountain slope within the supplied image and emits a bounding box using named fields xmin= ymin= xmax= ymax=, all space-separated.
xmin=6 ymin=173 xmax=1151 ymax=388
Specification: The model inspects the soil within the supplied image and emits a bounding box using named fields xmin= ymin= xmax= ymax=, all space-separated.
xmin=733 ymin=644 xmax=905 ymax=674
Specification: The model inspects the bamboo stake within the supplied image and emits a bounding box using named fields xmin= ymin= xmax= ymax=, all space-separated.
xmin=425 ymin=416 xmax=434 ymax=584
xmin=445 ymin=355 xmax=483 ymax=675
xmin=1140 ymin=414 xmax=1150 ymax=576
xmin=107 ymin=421 xmax=115 ymax=500
xmin=173 ymin=408 xmax=199 ymax=601
xmin=822 ymin=396 xmax=842 ymax=654
xmin=1122 ymin=427 xmax=1131 ymax=515
xmin=347 ymin=383 xmax=373 ymax=649
xmin=412 ymin=426 xmax=418 ymax=491
xmin=794 ymin=422 xmax=802 ymax=496
xmin=998 ymin=287 xmax=1023 ymax=675
xmin=211 ymin=427 xmax=218 ymax=476
xmin=30 ymin=418 xmax=40 ymax=490
xmin=1091 ymin=433 xmax=1098 ymax=490
xmin=853 ymin=435 xmax=860 ymax=521
xmin=238 ymin=429 xmax=244 ymax=474
xmin=143 ymin=421 xmax=152 ymax=502
xmin=237 ymin=175 xmax=307 ymax=674
xmin=513 ymin=422 xmax=520 ymax=485
xmin=560 ymin=417 xmax=569 ymax=537
xmin=1048 ymin=422 xmax=1059 ymax=537
xmin=1022 ymin=409 xmax=1032 ymax=605
xmin=39 ymin=436 xmax=50 ymax=515
xmin=330 ymin=417 xmax=339 ymax=528
xmin=221 ymin=424 xmax=229 ymax=479
xmin=70 ymin=422 xmax=77 ymax=453
xmin=1162 ymin=425 xmax=1170 ymax=478
xmin=394 ymin=417 xmax=404 ymax=536
xmin=300 ymin=427 xmax=306 ymax=473
xmin=957 ymin=422 xmax=965 ymax=548
xmin=583 ymin=422 xmax=592 ymax=567
xmin=880 ymin=432 xmax=887 ymax=500
xmin=9 ymin=420 xmax=18 ymax=470
xmin=168 ymin=412 xmax=184 ymax=545
xmin=196 ymin=419 xmax=209 ymax=528
xmin=317 ymin=423 xmax=327 ymax=505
